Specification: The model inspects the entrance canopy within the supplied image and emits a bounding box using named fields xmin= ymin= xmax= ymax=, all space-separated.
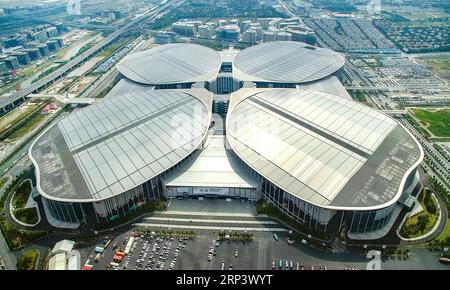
xmin=164 ymin=135 xmax=260 ymax=189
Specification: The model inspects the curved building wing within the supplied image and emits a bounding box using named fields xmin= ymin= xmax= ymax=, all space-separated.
xmin=117 ymin=43 xmax=222 ymax=85
xmin=226 ymin=89 xmax=423 ymax=210
xmin=233 ymin=41 xmax=345 ymax=83
xmin=30 ymin=89 xmax=212 ymax=202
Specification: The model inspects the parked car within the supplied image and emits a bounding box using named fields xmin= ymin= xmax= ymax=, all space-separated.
xmin=439 ymin=257 xmax=450 ymax=264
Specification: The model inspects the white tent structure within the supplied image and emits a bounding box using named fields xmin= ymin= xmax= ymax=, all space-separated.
xmin=48 ymin=253 xmax=66 ymax=270
xmin=51 ymin=240 xmax=75 ymax=255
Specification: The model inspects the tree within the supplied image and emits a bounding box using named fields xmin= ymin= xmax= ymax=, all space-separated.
xmin=417 ymin=215 xmax=429 ymax=231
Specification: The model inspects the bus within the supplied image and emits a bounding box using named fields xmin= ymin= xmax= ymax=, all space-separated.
xmin=273 ymin=234 xmax=279 ymax=241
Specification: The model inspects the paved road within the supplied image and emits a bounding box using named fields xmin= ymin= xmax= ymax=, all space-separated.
xmin=88 ymin=226 xmax=450 ymax=270
xmin=0 ymin=225 xmax=16 ymax=270
xmin=399 ymin=118 xmax=450 ymax=189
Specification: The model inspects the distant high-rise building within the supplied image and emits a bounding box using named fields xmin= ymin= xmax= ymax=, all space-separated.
xmin=35 ymin=30 xmax=48 ymax=42
xmin=0 ymin=62 xmax=8 ymax=74
xmin=5 ymin=56 xmax=20 ymax=70
xmin=154 ymin=31 xmax=176 ymax=44
xmin=218 ymin=19 xmax=227 ymax=27
xmin=13 ymin=52 xmax=31 ymax=65
xmin=38 ymin=44 xmax=49 ymax=57
xmin=242 ymin=30 xmax=257 ymax=45
xmin=263 ymin=31 xmax=276 ymax=43
xmin=46 ymin=27 xmax=58 ymax=38
xmin=46 ymin=40 xmax=59 ymax=52
xmin=276 ymin=32 xmax=292 ymax=41
xmin=1 ymin=37 xmax=21 ymax=49
xmin=24 ymin=41 xmax=39 ymax=49
xmin=288 ymin=30 xmax=316 ymax=45
xmin=240 ymin=20 xmax=252 ymax=32
xmin=172 ymin=22 xmax=197 ymax=36
xmin=198 ymin=25 xmax=213 ymax=39
xmin=215 ymin=25 xmax=240 ymax=41
xmin=54 ymin=22 xmax=67 ymax=34
xmin=24 ymin=48 xmax=41 ymax=61
xmin=54 ymin=38 xmax=64 ymax=48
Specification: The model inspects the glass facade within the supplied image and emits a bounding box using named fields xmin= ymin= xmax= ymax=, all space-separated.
xmin=346 ymin=205 xmax=394 ymax=234
xmin=46 ymin=199 xmax=84 ymax=223
xmin=255 ymin=82 xmax=296 ymax=88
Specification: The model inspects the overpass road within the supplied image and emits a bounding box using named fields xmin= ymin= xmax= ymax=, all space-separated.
xmin=0 ymin=0 xmax=176 ymax=111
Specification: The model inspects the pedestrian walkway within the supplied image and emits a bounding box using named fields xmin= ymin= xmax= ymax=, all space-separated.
xmin=143 ymin=217 xmax=277 ymax=225
xmin=166 ymin=198 xmax=255 ymax=217
xmin=133 ymin=222 xmax=288 ymax=232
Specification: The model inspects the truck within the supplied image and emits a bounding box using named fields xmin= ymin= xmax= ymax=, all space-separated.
xmin=124 ymin=237 xmax=135 ymax=255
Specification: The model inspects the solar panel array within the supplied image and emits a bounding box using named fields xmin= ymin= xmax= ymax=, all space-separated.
xmin=33 ymin=90 xmax=210 ymax=200
xmin=117 ymin=43 xmax=221 ymax=85
xmin=234 ymin=41 xmax=345 ymax=83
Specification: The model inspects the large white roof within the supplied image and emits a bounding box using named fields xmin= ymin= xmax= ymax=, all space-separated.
xmin=164 ymin=135 xmax=260 ymax=189
xmin=226 ymin=89 xmax=423 ymax=210
xmin=48 ymin=253 xmax=66 ymax=270
xmin=233 ymin=41 xmax=345 ymax=83
xmin=30 ymin=89 xmax=212 ymax=202
xmin=51 ymin=239 xmax=75 ymax=255
xmin=117 ymin=43 xmax=221 ymax=85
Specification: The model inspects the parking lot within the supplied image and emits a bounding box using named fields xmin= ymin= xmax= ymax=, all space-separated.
xmin=91 ymin=231 xmax=192 ymax=270
xmin=174 ymin=233 xmax=259 ymax=270
xmin=89 ymin=229 xmax=361 ymax=270
xmin=84 ymin=225 xmax=450 ymax=270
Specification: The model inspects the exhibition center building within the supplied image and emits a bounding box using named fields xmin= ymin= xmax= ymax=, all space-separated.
xmin=29 ymin=42 xmax=423 ymax=239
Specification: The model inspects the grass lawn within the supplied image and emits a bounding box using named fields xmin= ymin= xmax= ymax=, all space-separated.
xmin=13 ymin=207 xmax=38 ymax=225
xmin=0 ymin=105 xmax=37 ymax=136
xmin=12 ymin=180 xmax=32 ymax=209
xmin=437 ymin=219 xmax=450 ymax=243
xmin=8 ymin=113 xmax=48 ymax=140
xmin=400 ymin=190 xmax=439 ymax=238
xmin=410 ymin=108 xmax=450 ymax=138
xmin=0 ymin=176 xmax=10 ymax=190
xmin=16 ymin=248 xmax=39 ymax=270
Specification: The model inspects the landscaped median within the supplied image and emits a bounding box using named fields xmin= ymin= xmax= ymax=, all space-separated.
xmin=10 ymin=180 xmax=39 ymax=226
xmin=0 ymin=214 xmax=46 ymax=250
xmin=0 ymin=176 xmax=11 ymax=191
xmin=399 ymin=189 xmax=440 ymax=239
xmin=0 ymin=172 xmax=46 ymax=251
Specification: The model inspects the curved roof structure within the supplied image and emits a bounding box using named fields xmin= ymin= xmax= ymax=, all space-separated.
xmin=117 ymin=43 xmax=221 ymax=85
xmin=226 ymin=89 xmax=423 ymax=210
xmin=30 ymin=89 xmax=212 ymax=202
xmin=233 ymin=41 xmax=345 ymax=83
